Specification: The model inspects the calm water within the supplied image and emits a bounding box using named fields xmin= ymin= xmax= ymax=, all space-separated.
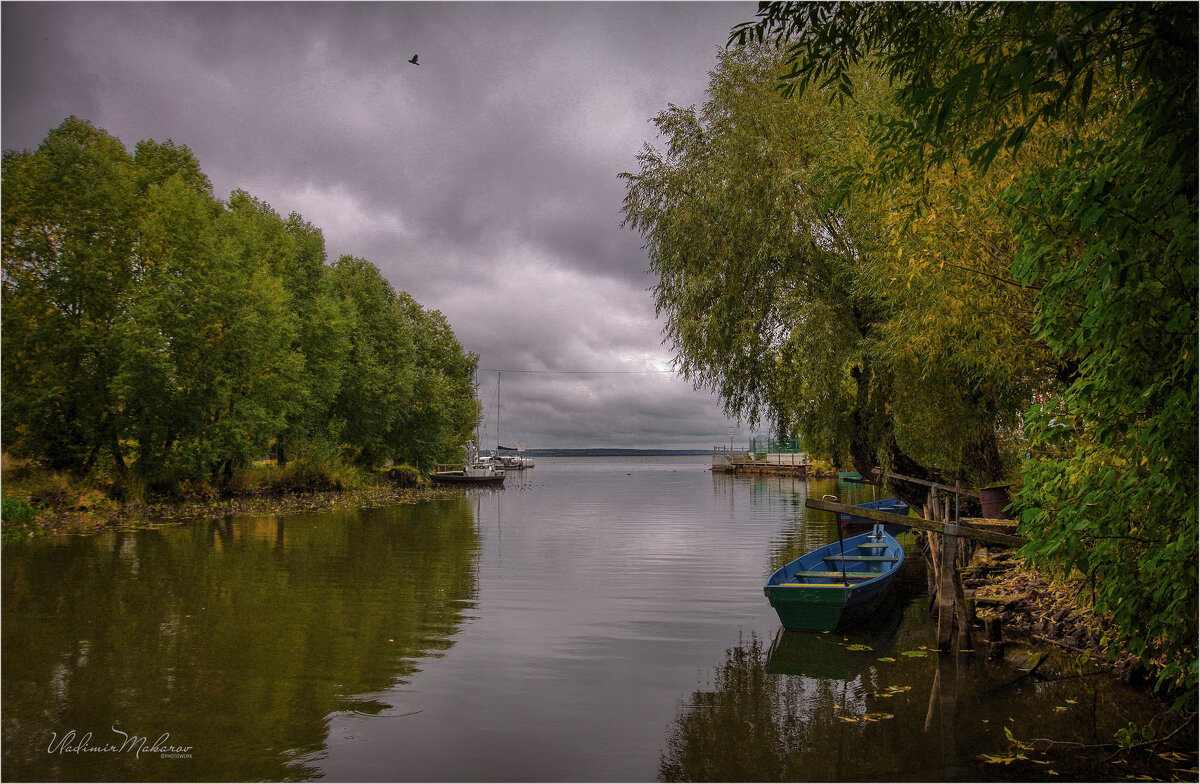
xmin=2 ymin=457 xmax=1186 ymax=781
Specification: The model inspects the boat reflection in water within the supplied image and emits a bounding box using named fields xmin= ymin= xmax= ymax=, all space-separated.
xmin=765 ymin=588 xmax=908 ymax=680
xmin=661 ymin=552 xmax=1188 ymax=783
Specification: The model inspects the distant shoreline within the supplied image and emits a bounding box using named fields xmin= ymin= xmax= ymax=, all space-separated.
xmin=505 ymin=448 xmax=713 ymax=457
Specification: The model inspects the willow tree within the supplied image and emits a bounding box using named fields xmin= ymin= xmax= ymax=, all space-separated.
xmin=621 ymin=46 xmax=1028 ymax=496
xmin=733 ymin=1 xmax=1197 ymax=705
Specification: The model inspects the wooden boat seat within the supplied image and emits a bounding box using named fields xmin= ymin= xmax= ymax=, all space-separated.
xmin=791 ymin=570 xmax=874 ymax=580
xmin=857 ymin=543 xmax=888 ymax=549
xmin=825 ymin=555 xmax=899 ymax=562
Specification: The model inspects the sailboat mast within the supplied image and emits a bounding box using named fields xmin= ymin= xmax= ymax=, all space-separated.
xmin=497 ymin=371 xmax=501 ymax=451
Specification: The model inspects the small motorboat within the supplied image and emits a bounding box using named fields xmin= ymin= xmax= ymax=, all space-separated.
xmin=764 ymin=525 xmax=905 ymax=632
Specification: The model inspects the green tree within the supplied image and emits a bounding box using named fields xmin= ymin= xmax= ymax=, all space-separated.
xmin=321 ymin=259 xmax=477 ymax=471
xmin=2 ymin=117 xmax=139 ymax=473
xmin=394 ymin=298 xmax=479 ymax=471
xmin=323 ymin=256 xmax=418 ymax=468
xmin=5 ymin=118 xmax=479 ymax=490
xmin=224 ymin=191 xmax=343 ymax=465
xmin=731 ymin=1 xmax=1198 ymax=703
xmin=116 ymin=169 xmax=303 ymax=486
xmin=133 ymin=137 xmax=213 ymax=197
xmin=621 ymin=47 xmax=1017 ymax=491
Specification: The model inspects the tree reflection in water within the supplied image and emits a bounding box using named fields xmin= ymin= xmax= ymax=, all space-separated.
xmin=659 ymin=616 xmax=1194 ymax=782
xmin=660 ymin=629 xmax=900 ymax=782
xmin=1 ymin=499 xmax=479 ymax=782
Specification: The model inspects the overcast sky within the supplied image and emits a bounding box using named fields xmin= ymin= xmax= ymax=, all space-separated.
xmin=2 ymin=1 xmax=761 ymax=450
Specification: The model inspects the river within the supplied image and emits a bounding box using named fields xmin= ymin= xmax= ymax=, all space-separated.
xmin=1 ymin=456 xmax=1187 ymax=781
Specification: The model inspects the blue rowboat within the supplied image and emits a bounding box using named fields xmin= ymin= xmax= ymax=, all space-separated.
xmin=764 ymin=525 xmax=905 ymax=632
xmin=838 ymin=497 xmax=909 ymax=537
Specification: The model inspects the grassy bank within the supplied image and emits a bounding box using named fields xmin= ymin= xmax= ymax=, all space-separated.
xmin=0 ymin=457 xmax=459 ymax=536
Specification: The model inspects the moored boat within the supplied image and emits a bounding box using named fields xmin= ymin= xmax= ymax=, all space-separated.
xmin=838 ymin=497 xmax=909 ymax=537
xmin=431 ymin=441 xmax=506 ymax=487
xmin=488 ymin=453 xmax=534 ymax=470
xmin=763 ymin=525 xmax=904 ymax=632
xmin=430 ymin=466 xmax=505 ymax=486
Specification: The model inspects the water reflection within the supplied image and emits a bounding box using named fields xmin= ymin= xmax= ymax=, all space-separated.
xmin=1 ymin=498 xmax=478 ymax=782
xmin=711 ymin=473 xmax=882 ymax=576
xmin=3 ymin=460 xmax=1189 ymax=782
xmin=661 ymin=595 xmax=1189 ymax=783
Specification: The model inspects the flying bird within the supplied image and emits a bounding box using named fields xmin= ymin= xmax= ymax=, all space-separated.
xmin=408 ymin=54 xmax=419 ymax=65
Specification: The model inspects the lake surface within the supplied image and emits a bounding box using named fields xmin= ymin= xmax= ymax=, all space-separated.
xmin=2 ymin=456 xmax=1186 ymax=781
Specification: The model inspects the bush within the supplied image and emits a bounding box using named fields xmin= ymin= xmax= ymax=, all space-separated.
xmin=234 ymin=440 xmax=363 ymax=494
xmin=28 ymin=473 xmax=72 ymax=508
xmin=383 ymin=464 xmax=422 ymax=488
xmin=174 ymin=479 xmax=219 ymax=501
xmin=1 ymin=497 xmax=33 ymax=524
xmin=111 ymin=473 xmax=148 ymax=503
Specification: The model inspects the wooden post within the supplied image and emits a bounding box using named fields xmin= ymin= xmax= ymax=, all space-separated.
xmin=921 ymin=511 xmax=939 ymax=613
xmin=985 ymin=614 xmax=1005 ymax=659
xmin=935 ymin=489 xmax=958 ymax=652
xmin=951 ymin=529 xmax=973 ymax=651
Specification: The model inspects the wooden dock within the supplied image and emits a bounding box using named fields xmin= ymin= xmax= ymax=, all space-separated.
xmin=806 ymin=495 xmax=1026 ymax=653
xmin=711 ymin=447 xmax=811 ymax=477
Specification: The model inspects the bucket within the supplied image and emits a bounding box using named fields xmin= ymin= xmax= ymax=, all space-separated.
xmin=979 ymin=485 xmax=1012 ymax=519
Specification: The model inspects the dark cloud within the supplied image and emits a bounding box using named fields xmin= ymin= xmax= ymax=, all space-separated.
xmin=2 ymin=1 xmax=758 ymax=448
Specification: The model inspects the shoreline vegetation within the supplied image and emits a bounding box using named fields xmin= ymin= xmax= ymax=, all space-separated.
xmin=0 ymin=455 xmax=465 ymax=537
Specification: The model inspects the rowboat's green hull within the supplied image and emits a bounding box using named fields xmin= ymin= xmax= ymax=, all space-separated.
xmin=765 ymin=528 xmax=904 ymax=632
xmin=766 ymin=586 xmax=848 ymax=632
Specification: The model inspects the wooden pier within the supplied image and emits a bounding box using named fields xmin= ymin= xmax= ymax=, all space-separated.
xmin=806 ymin=495 xmax=1026 ymax=653
xmin=711 ymin=447 xmax=811 ymax=477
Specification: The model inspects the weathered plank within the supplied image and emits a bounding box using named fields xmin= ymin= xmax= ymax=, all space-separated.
xmin=804 ymin=497 xmax=1027 ymax=547
xmin=824 ymin=555 xmax=899 ymax=562
xmin=792 ymin=571 xmax=874 ymax=580
xmin=869 ymin=469 xmax=983 ymax=499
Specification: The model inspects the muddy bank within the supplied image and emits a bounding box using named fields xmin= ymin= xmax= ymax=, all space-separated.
xmin=968 ymin=548 xmax=1148 ymax=685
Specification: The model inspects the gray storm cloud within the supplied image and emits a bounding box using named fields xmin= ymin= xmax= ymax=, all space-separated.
xmin=2 ymin=1 xmax=759 ymax=449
